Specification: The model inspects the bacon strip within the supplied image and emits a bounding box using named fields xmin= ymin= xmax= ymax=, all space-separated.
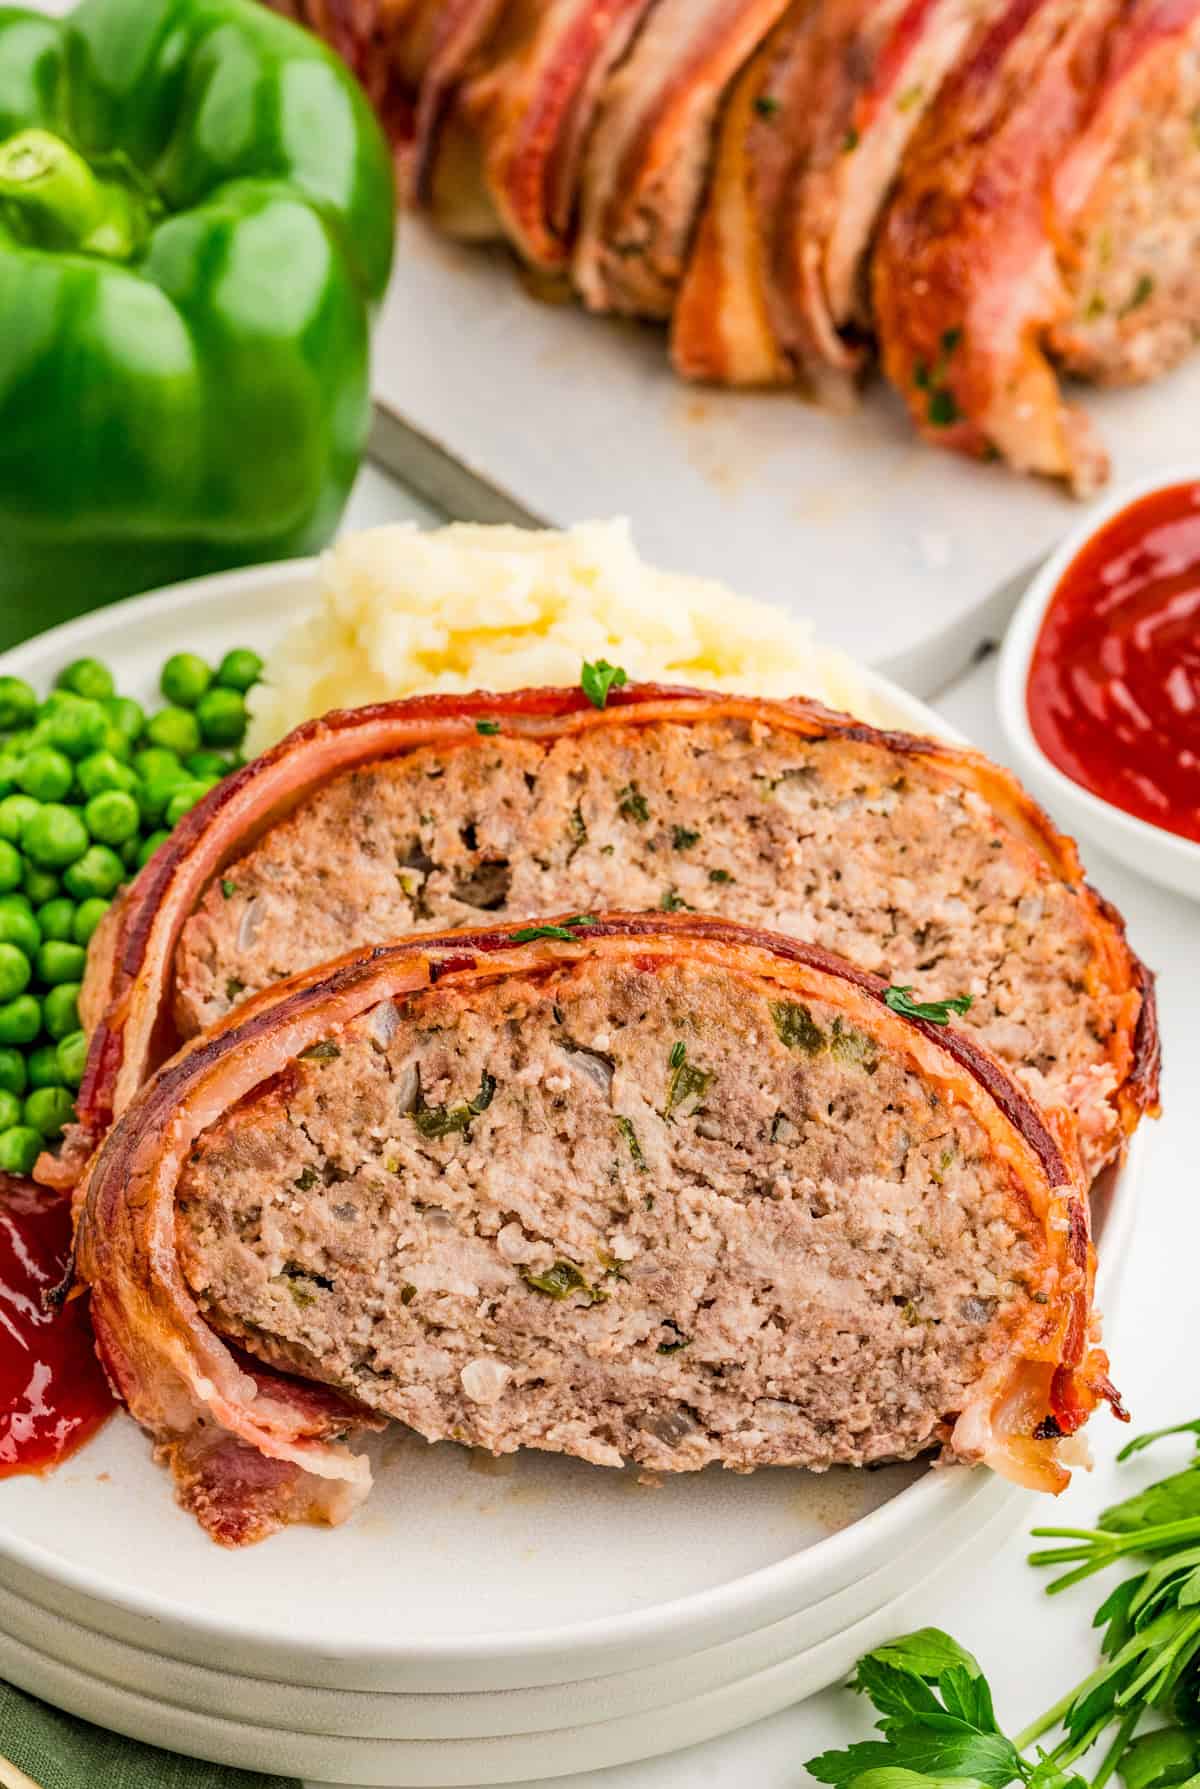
xmin=389 ymin=0 xmax=508 ymax=202
xmin=574 ymin=0 xmax=791 ymax=318
xmin=62 ymin=684 xmax=1157 ymax=1197
xmin=671 ymin=21 xmax=794 ymax=384
xmin=427 ymin=0 xmax=658 ymax=264
xmin=74 ymin=913 xmax=1118 ymax=1541
xmin=674 ymin=0 xmax=999 ymax=395
xmin=784 ymin=0 xmax=999 ymax=383
xmin=872 ymin=0 xmax=1127 ymax=491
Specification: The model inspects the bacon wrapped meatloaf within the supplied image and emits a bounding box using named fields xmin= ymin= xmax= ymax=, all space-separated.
xmin=69 ymin=686 xmax=1157 ymax=1191
xmin=74 ymin=915 xmax=1120 ymax=1544
xmin=268 ymin=0 xmax=1200 ymax=487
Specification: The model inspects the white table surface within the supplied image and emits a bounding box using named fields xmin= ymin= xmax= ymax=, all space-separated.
xmin=307 ymin=465 xmax=1196 ymax=1789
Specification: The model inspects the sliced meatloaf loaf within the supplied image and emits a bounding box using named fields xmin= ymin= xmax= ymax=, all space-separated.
xmin=75 ymin=916 xmax=1118 ymax=1545
xmin=71 ymin=686 xmax=1157 ymax=1188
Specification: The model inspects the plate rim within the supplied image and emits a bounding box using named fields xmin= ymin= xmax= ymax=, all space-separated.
xmin=0 ymin=559 xmax=1141 ymax=1672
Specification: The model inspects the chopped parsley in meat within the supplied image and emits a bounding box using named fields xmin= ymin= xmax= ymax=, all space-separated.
xmin=665 ymin=1040 xmax=714 ymax=1118
xmin=411 ymin=1069 xmax=497 ymax=1138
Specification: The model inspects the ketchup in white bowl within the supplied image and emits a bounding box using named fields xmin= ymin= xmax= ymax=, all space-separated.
xmin=1027 ymin=482 xmax=1200 ymax=846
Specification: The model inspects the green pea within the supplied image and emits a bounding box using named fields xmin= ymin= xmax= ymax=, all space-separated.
xmin=0 ymin=944 xmax=30 ymax=1001
xmin=185 ymin=751 xmax=230 ymax=781
xmin=100 ymin=724 xmax=133 ymax=763
xmin=215 ymin=648 xmax=264 ymax=693
xmin=63 ymin=846 xmax=123 ymax=900
xmin=0 ymin=1047 xmax=26 ymax=1096
xmin=101 ymin=695 xmax=145 ymax=743
xmin=195 ymin=687 xmax=247 ymax=747
xmin=119 ymin=837 xmax=141 ymax=870
xmin=23 ymin=804 xmax=89 ymax=869
xmin=26 ymin=1043 xmax=63 ymax=1089
xmin=164 ymin=781 xmax=212 ymax=828
xmin=0 ymin=841 xmax=20 ymax=894
xmin=37 ymin=693 xmax=108 ymax=759
xmin=24 ymin=1085 xmax=74 ymax=1140
xmin=0 ymin=1089 xmax=20 ymax=1131
xmin=0 ymin=753 xmax=20 ymax=798
xmin=43 ymin=982 xmax=80 ymax=1040
xmin=85 ymin=789 xmax=139 ymax=846
xmin=0 ymin=1125 xmax=41 ymax=1175
xmin=137 ymin=830 xmax=169 ymax=868
xmin=57 ymin=657 xmax=115 ymax=702
xmin=137 ymin=772 xmax=189 ymax=824
xmin=0 ymin=676 xmax=37 ymax=731
xmin=160 ymin=653 xmax=212 ymax=709
xmin=22 ymin=865 xmax=59 ymax=905
xmin=37 ymin=939 xmax=86 ymax=985
xmin=0 ymin=996 xmax=41 ymax=1044
xmin=73 ymin=897 xmax=109 ymax=947
xmin=145 ymin=706 xmax=201 ymax=758
xmin=0 ymin=794 xmax=38 ymax=842
xmin=37 ymin=899 xmax=75 ymax=942
xmin=0 ymin=896 xmax=37 ymax=956
xmin=77 ymin=750 xmax=136 ymax=800
xmin=16 ymin=746 xmax=73 ymax=803
xmin=133 ymin=744 xmax=180 ymax=778
xmin=56 ymin=1030 xmax=89 ymax=1088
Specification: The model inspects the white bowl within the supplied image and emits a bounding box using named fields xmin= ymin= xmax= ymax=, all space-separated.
xmin=997 ymin=465 xmax=1200 ymax=901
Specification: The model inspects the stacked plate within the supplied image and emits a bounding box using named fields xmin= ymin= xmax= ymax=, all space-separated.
xmin=0 ymin=1405 xmax=1052 ymax=1784
xmin=0 ymin=569 xmax=1140 ymax=1784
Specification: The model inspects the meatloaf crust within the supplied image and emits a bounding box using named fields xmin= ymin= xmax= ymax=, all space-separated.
xmin=71 ymin=685 xmax=1157 ymax=1191
xmin=75 ymin=915 xmax=1119 ymax=1545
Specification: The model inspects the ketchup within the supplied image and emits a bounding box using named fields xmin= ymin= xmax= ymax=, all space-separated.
xmin=1027 ymin=482 xmax=1200 ymax=844
xmin=0 ymin=1176 xmax=113 ymax=1477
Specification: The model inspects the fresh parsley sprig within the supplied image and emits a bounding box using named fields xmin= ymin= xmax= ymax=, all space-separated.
xmin=510 ymin=915 xmax=597 ymax=943
xmin=581 ymin=658 xmax=628 ymax=708
xmin=807 ymin=1423 xmax=1200 ymax=1789
xmin=885 ymin=986 xmax=974 ymax=1026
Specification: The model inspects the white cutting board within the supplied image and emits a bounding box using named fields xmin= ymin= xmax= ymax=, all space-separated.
xmin=373 ymin=219 xmax=1200 ymax=694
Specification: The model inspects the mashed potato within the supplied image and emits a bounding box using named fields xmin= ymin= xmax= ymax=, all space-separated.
xmin=247 ymin=519 xmax=883 ymax=752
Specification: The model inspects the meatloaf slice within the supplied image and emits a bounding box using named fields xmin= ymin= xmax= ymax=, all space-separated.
xmin=135 ymin=690 xmax=1157 ymax=1184
xmin=1046 ymin=5 xmax=1200 ymax=387
xmin=76 ymin=917 xmax=1117 ymax=1544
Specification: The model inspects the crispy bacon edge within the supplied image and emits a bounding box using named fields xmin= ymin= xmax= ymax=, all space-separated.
xmin=451 ymin=0 xmax=658 ymax=267
xmin=673 ymin=0 xmax=992 ymax=392
xmin=870 ymin=0 xmax=1132 ymax=491
xmin=574 ymin=0 xmax=791 ymax=318
xmin=75 ymin=910 xmax=1121 ymax=1543
xmin=58 ymin=682 xmax=1157 ymax=1195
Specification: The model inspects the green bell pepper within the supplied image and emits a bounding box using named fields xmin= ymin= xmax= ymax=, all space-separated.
xmin=0 ymin=0 xmax=395 ymax=648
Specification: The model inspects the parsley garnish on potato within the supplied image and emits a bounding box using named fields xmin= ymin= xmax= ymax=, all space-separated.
xmin=581 ymin=658 xmax=628 ymax=709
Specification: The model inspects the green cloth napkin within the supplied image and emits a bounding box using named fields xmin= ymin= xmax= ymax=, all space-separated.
xmin=0 ymin=1681 xmax=301 ymax=1788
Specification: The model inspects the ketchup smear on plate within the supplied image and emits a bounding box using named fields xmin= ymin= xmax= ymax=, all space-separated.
xmin=0 ymin=1175 xmax=113 ymax=1477
xmin=1027 ymin=482 xmax=1200 ymax=844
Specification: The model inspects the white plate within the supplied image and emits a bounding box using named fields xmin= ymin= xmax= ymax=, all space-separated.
xmin=0 ymin=563 xmax=1142 ymax=1781
xmin=997 ymin=465 xmax=1200 ymax=903
xmin=0 ymin=1488 xmax=1038 ymax=1785
xmin=373 ymin=222 xmax=1200 ymax=693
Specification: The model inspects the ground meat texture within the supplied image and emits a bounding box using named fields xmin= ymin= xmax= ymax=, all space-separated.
xmin=175 ymin=957 xmax=1047 ymax=1476
xmin=1050 ymin=24 xmax=1200 ymax=385
xmin=175 ymin=718 xmax=1128 ymax=1175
